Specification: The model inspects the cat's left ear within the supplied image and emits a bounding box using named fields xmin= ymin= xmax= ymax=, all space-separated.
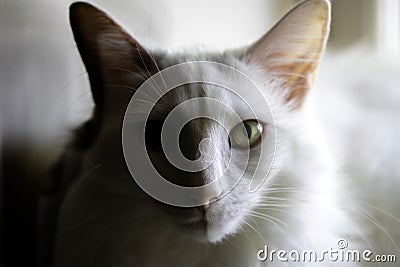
xmin=244 ymin=0 xmax=331 ymax=108
xmin=70 ymin=2 xmax=156 ymax=113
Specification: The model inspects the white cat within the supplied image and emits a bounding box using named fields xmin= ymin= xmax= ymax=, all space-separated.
xmin=52 ymin=1 xmax=382 ymax=266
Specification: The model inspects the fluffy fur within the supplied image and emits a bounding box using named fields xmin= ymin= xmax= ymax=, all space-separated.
xmin=52 ymin=1 xmax=375 ymax=266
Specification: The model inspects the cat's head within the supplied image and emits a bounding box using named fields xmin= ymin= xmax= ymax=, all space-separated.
xmin=69 ymin=0 xmax=330 ymax=243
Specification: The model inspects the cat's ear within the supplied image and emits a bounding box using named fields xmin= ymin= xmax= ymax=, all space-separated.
xmin=244 ymin=0 xmax=330 ymax=108
xmin=70 ymin=2 xmax=155 ymax=111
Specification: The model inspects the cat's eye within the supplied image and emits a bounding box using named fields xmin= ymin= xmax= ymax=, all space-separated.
xmin=229 ymin=120 xmax=263 ymax=148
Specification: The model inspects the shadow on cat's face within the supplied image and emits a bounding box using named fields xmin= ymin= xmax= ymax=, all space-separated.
xmin=143 ymin=85 xmax=265 ymax=243
xmin=67 ymin=0 xmax=331 ymax=245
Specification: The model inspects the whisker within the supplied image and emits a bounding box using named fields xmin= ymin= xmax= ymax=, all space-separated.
xmin=60 ymin=91 xmax=91 ymax=127
xmin=245 ymin=210 xmax=286 ymax=233
xmin=248 ymin=216 xmax=267 ymax=243
xmin=248 ymin=213 xmax=284 ymax=233
xmin=242 ymin=219 xmax=266 ymax=243
xmin=361 ymin=201 xmax=400 ymax=225
xmin=104 ymin=64 xmax=167 ymax=96
xmin=351 ymin=200 xmax=400 ymax=254
xmin=133 ymin=41 xmax=164 ymax=95
xmin=60 ymin=164 xmax=103 ymax=211
xmin=249 ymin=210 xmax=287 ymax=228
xmin=103 ymin=66 xmax=148 ymax=81
xmin=104 ymin=84 xmax=136 ymax=92
xmin=146 ymin=16 xmax=169 ymax=91
xmin=238 ymin=223 xmax=251 ymax=242
xmin=52 ymin=72 xmax=88 ymax=105
xmin=256 ymin=205 xmax=292 ymax=210
xmin=58 ymin=212 xmax=101 ymax=230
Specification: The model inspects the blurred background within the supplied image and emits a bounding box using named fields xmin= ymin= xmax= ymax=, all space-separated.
xmin=1 ymin=0 xmax=399 ymax=266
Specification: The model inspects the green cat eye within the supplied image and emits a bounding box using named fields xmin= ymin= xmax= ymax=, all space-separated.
xmin=230 ymin=120 xmax=263 ymax=148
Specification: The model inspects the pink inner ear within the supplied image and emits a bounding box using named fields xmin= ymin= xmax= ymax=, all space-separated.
xmin=246 ymin=0 xmax=331 ymax=108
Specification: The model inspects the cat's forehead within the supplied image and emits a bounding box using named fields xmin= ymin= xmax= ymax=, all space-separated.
xmin=149 ymin=54 xmax=273 ymax=123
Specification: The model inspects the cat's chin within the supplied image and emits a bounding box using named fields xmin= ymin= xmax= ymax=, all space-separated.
xmin=176 ymin=218 xmax=236 ymax=244
xmin=179 ymin=223 xmax=226 ymax=244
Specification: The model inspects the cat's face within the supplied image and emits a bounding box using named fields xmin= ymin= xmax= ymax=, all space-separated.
xmin=69 ymin=0 xmax=330 ymax=243
xmin=139 ymin=60 xmax=276 ymax=242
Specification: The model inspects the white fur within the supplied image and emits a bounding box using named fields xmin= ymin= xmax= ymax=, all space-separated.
xmin=53 ymin=53 xmax=363 ymax=266
xmin=54 ymin=1 xmax=392 ymax=266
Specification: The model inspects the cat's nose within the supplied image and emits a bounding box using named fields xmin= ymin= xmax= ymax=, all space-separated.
xmin=199 ymin=189 xmax=223 ymax=211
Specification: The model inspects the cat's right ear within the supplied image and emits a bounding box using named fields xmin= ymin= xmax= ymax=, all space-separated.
xmin=70 ymin=2 xmax=155 ymax=111
xmin=241 ymin=0 xmax=330 ymax=109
